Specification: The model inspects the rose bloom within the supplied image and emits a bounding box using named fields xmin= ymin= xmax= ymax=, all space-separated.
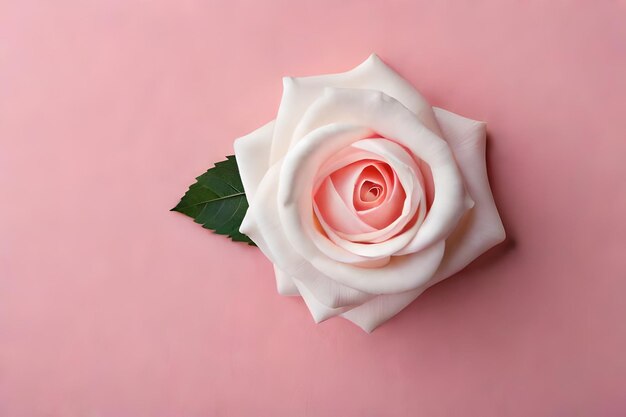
xmin=235 ymin=54 xmax=505 ymax=332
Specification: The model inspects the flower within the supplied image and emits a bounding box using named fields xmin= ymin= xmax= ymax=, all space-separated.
xmin=234 ymin=54 xmax=505 ymax=332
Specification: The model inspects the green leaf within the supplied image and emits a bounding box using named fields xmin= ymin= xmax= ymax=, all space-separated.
xmin=171 ymin=155 xmax=255 ymax=245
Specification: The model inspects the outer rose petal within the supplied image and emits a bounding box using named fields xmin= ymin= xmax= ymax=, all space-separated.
xmin=292 ymin=278 xmax=352 ymax=323
xmin=273 ymin=265 xmax=299 ymax=296
xmin=430 ymin=108 xmax=506 ymax=281
xmin=341 ymin=288 xmax=426 ymax=333
xmin=341 ymin=110 xmax=506 ymax=332
xmin=233 ymin=120 xmax=275 ymax=201
xmin=235 ymin=120 xmax=297 ymax=295
xmin=270 ymin=54 xmax=442 ymax=163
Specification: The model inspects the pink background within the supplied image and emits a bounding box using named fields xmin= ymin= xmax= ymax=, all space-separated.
xmin=2 ymin=1 xmax=626 ymax=416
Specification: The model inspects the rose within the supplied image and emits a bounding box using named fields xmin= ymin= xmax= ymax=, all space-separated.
xmin=234 ymin=54 xmax=505 ymax=332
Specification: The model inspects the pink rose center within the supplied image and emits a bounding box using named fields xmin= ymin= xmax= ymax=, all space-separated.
xmin=354 ymin=164 xmax=387 ymax=207
xmin=313 ymin=156 xmax=409 ymax=239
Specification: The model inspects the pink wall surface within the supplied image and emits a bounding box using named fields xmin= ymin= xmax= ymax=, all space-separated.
xmin=2 ymin=1 xmax=626 ymax=416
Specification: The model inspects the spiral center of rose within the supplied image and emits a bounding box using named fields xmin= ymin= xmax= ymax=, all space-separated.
xmin=352 ymin=165 xmax=389 ymax=211
xmin=360 ymin=181 xmax=383 ymax=202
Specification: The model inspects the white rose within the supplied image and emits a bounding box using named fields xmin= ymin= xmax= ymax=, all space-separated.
xmin=234 ymin=54 xmax=505 ymax=332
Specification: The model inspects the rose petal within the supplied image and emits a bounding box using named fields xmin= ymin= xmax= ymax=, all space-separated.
xmin=292 ymin=278 xmax=352 ymax=323
xmin=233 ymin=120 xmax=275 ymax=201
xmin=270 ymin=54 xmax=441 ymax=163
xmin=429 ymin=108 xmax=506 ymax=282
xmin=341 ymin=288 xmax=426 ymax=333
xmin=314 ymin=146 xmax=387 ymax=190
xmin=273 ymin=265 xmax=299 ymax=296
